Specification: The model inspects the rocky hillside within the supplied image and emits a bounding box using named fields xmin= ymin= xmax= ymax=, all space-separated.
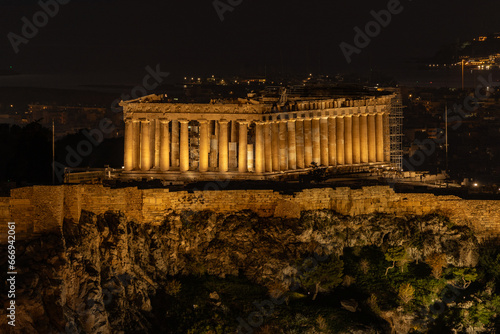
xmin=2 ymin=209 xmax=497 ymax=333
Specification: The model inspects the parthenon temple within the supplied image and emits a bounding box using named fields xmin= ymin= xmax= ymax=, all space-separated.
xmin=121 ymin=92 xmax=400 ymax=180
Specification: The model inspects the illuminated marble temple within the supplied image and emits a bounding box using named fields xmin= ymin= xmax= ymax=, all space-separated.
xmin=120 ymin=92 xmax=399 ymax=181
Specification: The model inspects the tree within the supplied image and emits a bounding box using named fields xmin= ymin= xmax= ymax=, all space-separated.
xmin=478 ymin=242 xmax=500 ymax=281
xmin=449 ymin=268 xmax=478 ymax=290
xmin=165 ymin=279 xmax=182 ymax=297
xmin=299 ymin=256 xmax=344 ymax=300
xmin=385 ymin=246 xmax=408 ymax=275
xmin=360 ymin=259 xmax=370 ymax=275
xmin=398 ymin=283 xmax=415 ymax=304
xmin=425 ymin=253 xmax=447 ymax=279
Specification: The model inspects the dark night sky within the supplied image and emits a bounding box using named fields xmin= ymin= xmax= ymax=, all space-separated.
xmin=1 ymin=0 xmax=499 ymax=88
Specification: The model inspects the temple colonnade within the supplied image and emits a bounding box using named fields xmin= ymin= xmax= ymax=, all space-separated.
xmin=123 ymin=104 xmax=391 ymax=174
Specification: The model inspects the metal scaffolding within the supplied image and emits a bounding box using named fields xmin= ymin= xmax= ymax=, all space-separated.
xmin=389 ymin=90 xmax=404 ymax=171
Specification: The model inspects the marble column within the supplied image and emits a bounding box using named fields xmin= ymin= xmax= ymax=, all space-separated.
xmin=383 ymin=113 xmax=391 ymax=162
xmin=124 ymin=119 xmax=133 ymax=171
xmin=231 ymin=121 xmax=238 ymax=143
xmin=336 ymin=117 xmax=345 ymax=165
xmin=296 ymin=119 xmax=305 ymax=169
xmin=238 ymin=120 xmax=248 ymax=173
xmin=328 ymin=117 xmax=336 ymax=166
xmin=171 ymin=120 xmax=180 ymax=168
xmin=208 ymin=121 xmax=214 ymax=145
xmin=279 ymin=120 xmax=287 ymax=171
xmin=199 ymin=119 xmax=209 ymax=172
xmin=228 ymin=143 xmax=237 ymax=169
xmin=160 ymin=119 xmax=170 ymax=171
xmin=271 ymin=121 xmax=280 ymax=171
xmin=312 ymin=117 xmax=321 ymax=165
xmin=132 ymin=119 xmax=141 ymax=170
xmin=360 ymin=115 xmax=369 ymax=163
xmin=344 ymin=116 xmax=353 ymax=165
xmin=287 ymin=120 xmax=297 ymax=170
xmin=264 ymin=122 xmax=272 ymax=172
xmin=352 ymin=115 xmax=361 ymax=164
xmin=218 ymin=119 xmax=229 ymax=172
xmin=320 ymin=117 xmax=329 ymax=166
xmin=255 ymin=121 xmax=264 ymax=173
xmin=140 ymin=119 xmax=152 ymax=171
xmin=368 ymin=114 xmax=376 ymax=163
xmin=179 ymin=119 xmax=189 ymax=172
xmin=210 ymin=122 xmax=218 ymax=169
xmin=303 ymin=118 xmax=313 ymax=167
xmin=154 ymin=119 xmax=161 ymax=169
xmin=247 ymin=144 xmax=254 ymax=172
xmin=376 ymin=113 xmax=384 ymax=162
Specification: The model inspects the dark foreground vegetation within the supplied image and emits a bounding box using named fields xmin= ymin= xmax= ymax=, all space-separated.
xmin=156 ymin=239 xmax=500 ymax=333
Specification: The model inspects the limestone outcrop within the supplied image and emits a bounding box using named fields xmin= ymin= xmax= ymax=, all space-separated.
xmin=0 ymin=209 xmax=479 ymax=333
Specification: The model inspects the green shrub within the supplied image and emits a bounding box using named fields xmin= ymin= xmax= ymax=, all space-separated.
xmin=385 ymin=246 xmax=408 ymax=275
xmin=398 ymin=283 xmax=415 ymax=304
xmin=463 ymin=295 xmax=500 ymax=328
xmin=165 ymin=279 xmax=182 ymax=297
xmin=298 ymin=256 xmax=344 ymax=300
xmin=445 ymin=267 xmax=478 ymax=290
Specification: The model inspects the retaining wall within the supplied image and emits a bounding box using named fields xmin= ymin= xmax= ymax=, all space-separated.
xmin=0 ymin=185 xmax=498 ymax=243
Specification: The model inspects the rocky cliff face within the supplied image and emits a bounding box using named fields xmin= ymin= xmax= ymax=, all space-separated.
xmin=0 ymin=210 xmax=479 ymax=333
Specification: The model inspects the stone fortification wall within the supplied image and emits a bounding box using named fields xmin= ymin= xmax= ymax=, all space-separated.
xmin=0 ymin=185 xmax=499 ymax=243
